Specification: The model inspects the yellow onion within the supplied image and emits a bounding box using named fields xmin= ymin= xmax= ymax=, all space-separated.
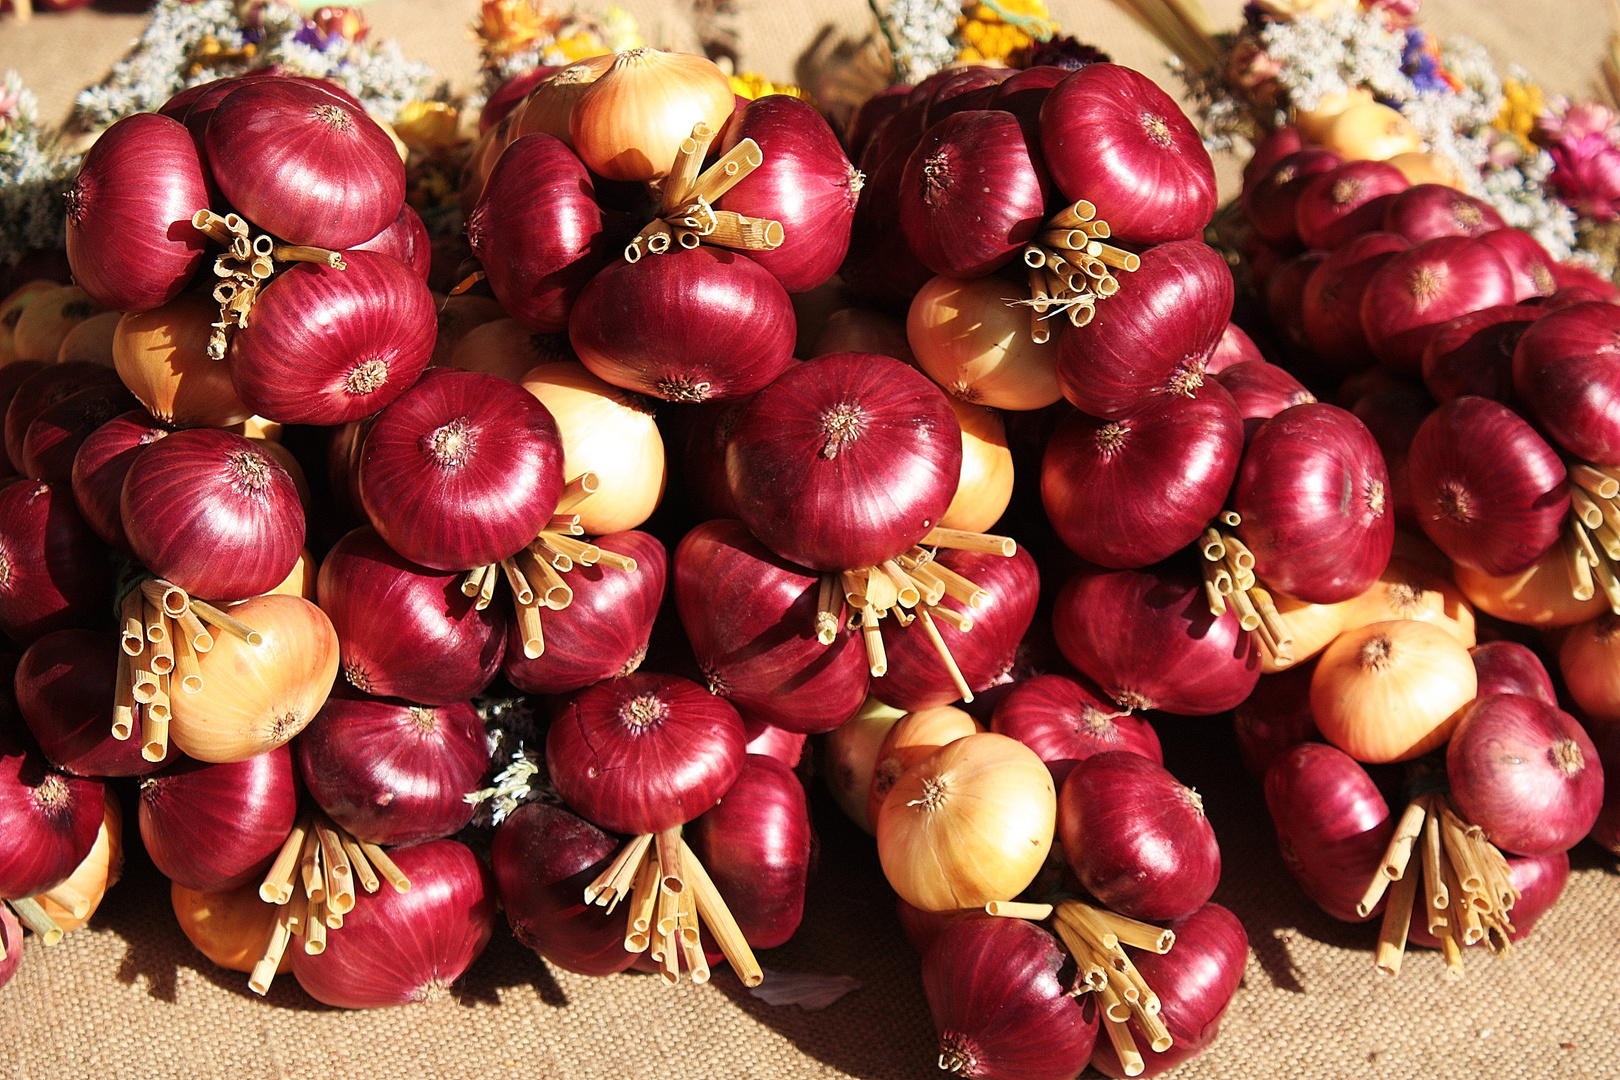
xmin=232 ymin=416 xmax=283 ymax=442
xmin=1320 ymin=101 xmax=1422 ymax=162
xmin=569 ymin=49 xmax=735 ymax=182
xmin=14 ymin=285 xmax=106 ymax=363
xmin=0 ymin=281 xmax=58 ymax=365
xmin=513 ymin=54 xmax=616 ymax=148
xmin=940 ymin=396 xmax=1013 ymax=533
xmin=1559 ymin=614 xmax=1620 ymax=722
xmin=171 ymin=879 xmax=290 ymax=975
xmin=114 ymin=292 xmax=252 ymax=428
xmin=823 ymin=696 xmax=905 ymax=834
xmin=811 ymin=307 xmax=915 ymax=364
xmin=267 ymin=548 xmax=318 ymax=600
xmin=907 ymin=275 xmax=1063 ymax=410
xmin=1294 ymin=88 xmax=1373 ymax=143
xmin=459 ymin=121 xmax=510 ymax=219
xmin=868 ymin=704 xmax=982 ymax=831
xmin=169 ymin=594 xmax=340 ymax=763
xmin=520 ymin=360 xmax=666 ymax=535
xmin=1342 ymin=558 xmax=1476 ymax=647
xmin=430 ymin=292 xmax=508 ymax=367
xmin=1386 ymin=151 xmax=1463 ymax=189
xmin=1453 ymin=549 xmax=1606 ymax=628
xmin=450 ymin=317 xmax=573 ymax=382
xmin=36 ymin=789 xmax=122 ymax=933
xmin=1262 ymin=593 xmax=1353 ymax=674
xmin=1311 ymin=620 xmax=1477 ymax=763
xmin=877 ymin=732 xmax=1055 ymax=912
xmin=56 ymin=311 xmax=121 ymax=366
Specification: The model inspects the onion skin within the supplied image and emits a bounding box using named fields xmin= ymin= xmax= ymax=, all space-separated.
xmin=569 ymin=247 xmax=796 ymax=403
xmin=1261 ymin=594 xmax=1352 ymax=675
xmin=171 ymin=879 xmax=289 ymax=976
xmin=229 ymin=251 xmax=436 ymax=426
xmin=1052 ymin=562 xmax=1261 ymax=716
xmin=674 ymin=520 xmax=867 ymax=734
xmin=1448 ymin=694 xmax=1603 ymax=856
xmin=727 ymin=352 xmax=961 ymax=572
xmin=0 ymin=480 xmax=110 ymax=645
xmin=942 ymin=396 xmax=1013 ymax=533
xmin=1042 ymin=382 xmax=1243 ymax=567
xmin=1361 ymin=236 xmax=1515 ymax=374
xmin=1383 ymin=184 xmax=1505 ymax=244
xmin=1406 ymin=396 xmax=1567 ymax=576
xmin=317 ymin=526 xmax=507 ymax=706
xmin=1233 ymin=403 xmax=1394 ymax=604
xmin=907 ymin=275 xmax=1063 ymax=411
xmin=1512 ymin=300 xmax=1620 ymax=465
xmin=743 ymin=719 xmax=807 ymax=768
xmin=878 ymin=547 xmax=1040 ymax=711
xmin=206 ymin=79 xmax=405 ymax=249
xmin=291 ymin=839 xmax=495 ymax=1009
xmin=64 ymin=113 xmax=209 ymax=312
xmin=139 ymin=746 xmax=297 ymax=891
xmin=1471 ymin=640 xmax=1556 ymax=704
xmin=1294 ymin=160 xmax=1409 ymax=250
xmin=1054 ymin=239 xmax=1234 ymax=419
xmin=1242 ymin=148 xmax=1342 ymax=246
xmin=16 ymin=629 xmax=174 ymax=777
xmin=1481 ymin=229 xmax=1558 ymax=302
xmin=468 ymin=134 xmax=604 ymax=333
xmin=990 ymin=672 xmax=1162 ymax=789
xmin=1263 ymin=742 xmax=1392 ymax=922
xmin=1559 ymin=614 xmax=1620 ymax=722
xmin=35 ymin=786 xmax=120 ymax=933
xmin=689 ymin=754 xmax=812 ymax=949
xmin=1089 ymin=904 xmax=1248 ymax=1079
xmin=1310 ymin=620 xmax=1476 ymax=764
xmin=7 ymin=362 xmax=122 ymax=472
xmin=1421 ymin=304 xmax=1541 ymax=405
xmin=1039 ymin=64 xmax=1215 ymax=245
xmin=0 ymin=734 xmax=104 ymax=900
xmin=869 ymin=706 xmax=982 ymax=830
xmin=922 ymin=917 xmax=1099 ymax=1080
xmin=1214 ymin=362 xmax=1315 ymax=443
xmin=1341 ymin=558 xmax=1476 ymax=647
xmin=1454 ymin=547 xmax=1608 ymax=628
xmin=1058 ymin=751 xmax=1220 ymax=920
xmin=1233 ymin=662 xmax=1320 ymax=778
xmin=547 ymin=672 xmax=746 ymax=835
xmin=351 ymin=203 xmax=432 ymax=282
xmin=114 ymin=294 xmax=252 ymax=429
xmin=492 ymin=801 xmax=637 ymax=977
xmin=120 ymin=427 xmax=304 ymax=602
xmin=20 ymin=382 xmax=137 ymax=488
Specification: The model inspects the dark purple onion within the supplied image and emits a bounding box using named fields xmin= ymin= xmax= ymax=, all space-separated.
xmin=16 ymin=628 xmax=175 ymax=776
xmin=139 ymin=746 xmax=297 ymax=890
xmin=688 ymin=754 xmax=812 ymax=949
xmin=990 ymin=672 xmax=1162 ymax=789
xmin=1263 ymin=741 xmax=1392 ymax=922
xmin=1470 ymin=641 xmax=1556 ymax=704
xmin=0 ymin=480 xmax=110 ymax=645
xmin=1421 ymin=305 xmax=1541 ymax=405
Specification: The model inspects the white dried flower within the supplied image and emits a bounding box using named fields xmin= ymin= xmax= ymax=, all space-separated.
xmin=875 ymin=0 xmax=958 ymax=84
xmin=0 ymin=71 xmax=77 ymax=266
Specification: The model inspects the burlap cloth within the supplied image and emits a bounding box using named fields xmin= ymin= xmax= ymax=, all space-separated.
xmin=4 ymin=2 xmax=1620 ymax=1077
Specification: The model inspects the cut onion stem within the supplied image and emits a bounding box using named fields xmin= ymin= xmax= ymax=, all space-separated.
xmin=7 ymin=897 xmax=64 ymax=946
xmin=1004 ymin=200 xmax=1138 ymax=340
xmin=622 ymin=125 xmax=784 ymax=264
xmin=1199 ymin=518 xmax=1296 ymax=667
xmin=1559 ymin=466 xmax=1620 ymax=612
xmin=192 ymin=208 xmax=348 ymax=360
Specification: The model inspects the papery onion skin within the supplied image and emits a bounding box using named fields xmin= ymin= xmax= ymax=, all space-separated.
xmin=16 ymin=629 xmax=174 ymax=777
xmin=1360 ymin=236 xmax=1515 ymax=374
xmin=689 ymin=754 xmax=812 ymax=949
xmin=139 ymin=746 xmax=297 ymax=891
xmin=317 ymin=526 xmax=506 ymax=706
xmin=351 ymin=203 xmax=432 ymax=282
xmin=569 ymin=247 xmax=796 ymax=404
xmin=1264 ymin=741 xmax=1392 ymax=922
xmin=743 ymin=718 xmax=807 ymax=768
xmin=568 ymin=49 xmax=734 ymax=182
xmin=1294 ymin=159 xmax=1409 ymax=251
xmin=229 ymin=251 xmax=436 ymax=426
xmin=1039 ymin=64 xmax=1216 ymax=245
xmin=907 ymin=275 xmax=1064 ymax=411
xmin=1447 ymin=694 xmax=1603 ymax=856
xmin=1559 ymin=614 xmax=1620 ymax=722
xmin=492 ymin=800 xmax=637 ymax=977
xmin=1242 ymin=148 xmax=1342 ymax=246
xmin=0 ymin=734 xmax=104 ymax=900
xmin=990 ymin=672 xmax=1162 ymax=789
xmin=1406 ymin=395 xmax=1567 ymax=576
xmin=1421 ymin=304 xmax=1541 ymax=406
xmin=296 ymin=693 xmax=490 ymax=847
xmin=1512 ymin=300 xmax=1620 ymax=465
xmin=1471 ymin=640 xmax=1556 ymax=704
xmin=847 ymin=85 xmax=910 ymax=160
xmin=1383 ymin=184 xmax=1504 ymax=244
xmin=1058 ymin=750 xmax=1220 ymax=921
xmin=1310 ymin=619 xmax=1476 ymax=764
xmin=1233 ymin=662 xmax=1320 ymax=778
xmin=899 ymin=899 xmax=981 ymax=957
xmin=1261 ymin=594 xmax=1352 ymax=675
xmin=942 ymin=396 xmax=1014 ymax=533
xmin=674 ymin=519 xmax=867 ymax=734
xmin=1233 ymin=403 xmax=1394 ymax=604
xmin=64 ymin=113 xmax=209 ymax=313
xmin=823 ymin=697 xmax=904 ymax=834
xmin=922 ymin=917 xmax=1099 ymax=1080
xmin=509 ymin=56 xmax=614 ymax=150
xmin=546 ymin=672 xmax=746 ymax=835
xmin=291 ymin=839 xmax=495 ymax=1009
xmin=114 ymin=294 xmax=252 ymax=429
xmin=1340 ymin=558 xmax=1476 ymax=647
xmin=0 ymin=480 xmax=111 ymax=645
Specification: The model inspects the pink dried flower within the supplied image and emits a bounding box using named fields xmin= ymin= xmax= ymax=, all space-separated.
xmin=1538 ymin=98 xmax=1620 ymax=221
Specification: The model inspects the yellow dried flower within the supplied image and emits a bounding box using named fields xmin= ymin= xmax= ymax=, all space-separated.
xmin=393 ymin=100 xmax=463 ymax=155
xmin=1496 ymin=77 xmax=1545 ymax=154
xmin=730 ymin=72 xmax=808 ymax=101
xmin=474 ymin=0 xmax=548 ymax=60
xmin=952 ymin=0 xmax=1052 ymax=64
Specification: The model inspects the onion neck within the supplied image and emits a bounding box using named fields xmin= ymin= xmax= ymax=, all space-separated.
xmin=819 ymin=403 xmax=864 ymax=459
xmin=907 ymin=775 xmax=949 ymax=812
xmin=426 ymin=419 xmax=476 ymax=467
xmin=1180 ymin=785 xmax=1206 ymax=817
xmin=408 ymin=707 xmax=438 ymax=735
xmin=620 ymin=693 xmax=667 ymax=730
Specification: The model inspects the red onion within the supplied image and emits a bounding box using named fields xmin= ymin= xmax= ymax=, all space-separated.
xmin=1233 ymin=403 xmax=1393 ymax=604
xmin=1360 ymin=236 xmax=1515 ymax=373
xmin=1055 ymin=240 xmax=1233 ymax=419
xmin=64 ymin=113 xmax=209 ymax=312
xmin=547 ymin=672 xmax=746 ymax=834
xmin=673 ymin=519 xmax=867 ymax=733
xmin=205 ymin=79 xmax=404 ymax=249
xmin=1263 ymin=741 xmax=1392 ymax=922
xmin=1213 ymin=361 xmax=1315 ymax=442
xmin=842 ymin=111 xmax=935 ymax=315
xmin=503 ymin=530 xmax=665 ymax=694
xmin=923 ymin=68 xmax=1008 ymax=124
xmin=0 ymin=733 xmax=104 ymax=900
xmin=990 ymin=672 xmax=1162 ymax=789
xmin=16 ymin=628 xmax=173 ymax=776
xmin=1039 ymin=64 xmax=1215 ymax=245
xmin=0 ymin=903 xmax=19 ymax=990
xmin=0 ymin=363 xmax=48 ymax=461
xmin=290 ymin=838 xmax=495 ymax=1008
xmin=352 ymin=203 xmax=432 ymax=282
xmin=878 ymin=547 xmax=1040 ymax=711
xmin=1301 ymin=232 xmax=1409 ymax=374
xmin=989 ymin=64 xmax=1068 ymax=121
xmin=7 ymin=362 xmax=122 ymax=472
xmin=1058 ymin=751 xmax=1220 ymax=920
xmin=898 ymin=899 xmax=980 ymax=957
xmin=1205 ymin=321 xmax=1263 ymax=374
xmin=316 ymin=526 xmax=506 ymax=705
xmin=1053 ymin=562 xmax=1260 ymax=715
xmin=1243 ymin=126 xmax=1304 ymax=192
xmin=688 ymin=754 xmax=811 ymax=948
xmin=1409 ymin=849 xmax=1569 ymax=947
xmin=1421 ymin=304 xmax=1540 ymax=405
xmin=1041 ymin=382 xmax=1243 ymax=566
xmin=1480 ymin=229 xmax=1557 ymax=301
xmin=480 ymin=67 xmax=554 ymax=134
xmin=0 ymin=481 xmax=110 ymax=645
xmin=121 ymin=427 xmax=303 ymax=601
xmin=1406 ymin=396 xmax=1567 ymax=575
xmin=70 ymin=410 xmax=165 ymax=552
xmin=468 ymin=134 xmax=604 ymax=332
xmin=229 ymin=251 xmax=435 ymax=426
xmin=1447 ymin=694 xmax=1603 ymax=856
xmin=1266 ymin=250 xmax=1327 ymax=356
xmin=726 ymin=352 xmax=960 ymax=572
xmin=900 ymin=110 xmax=1048 ymax=279
xmin=1383 ymin=184 xmax=1505 ymax=244
xmin=1242 ymin=233 xmax=1291 ymax=298
xmin=847 ymin=85 xmax=910 ymax=161
xmin=743 ymin=718 xmax=807 ymax=768
xmin=1088 ymin=904 xmax=1248 ymax=1078
xmin=716 ymin=95 xmax=860 ymax=293
xmin=1234 ymin=661 xmax=1321 ymax=777
xmin=21 ymin=382 xmax=137 ymax=488
xmin=491 ymin=800 xmax=638 ymax=976
xmin=674 ymin=397 xmax=747 ymax=519
xmin=1551 ymin=259 xmax=1620 ymax=300
xmin=1542 ymin=285 xmax=1610 ymax=309
xmin=923 ymin=916 xmax=1099 ymax=1080
xmin=1348 ymin=376 xmax=1432 ymax=528
xmin=138 ymin=745 xmax=296 ymax=891
xmin=1470 ymin=641 xmax=1555 ymax=704
xmin=1294 ymin=160 xmax=1409 ymax=250
xmin=1587 ymin=719 xmax=1620 ymax=854
xmin=1513 ymin=300 xmax=1620 ymax=465
xmin=1241 ymin=148 xmax=1342 ymax=246
xmin=295 ymin=692 xmax=489 ymax=846
xmin=358 ymin=368 xmax=565 ymax=572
